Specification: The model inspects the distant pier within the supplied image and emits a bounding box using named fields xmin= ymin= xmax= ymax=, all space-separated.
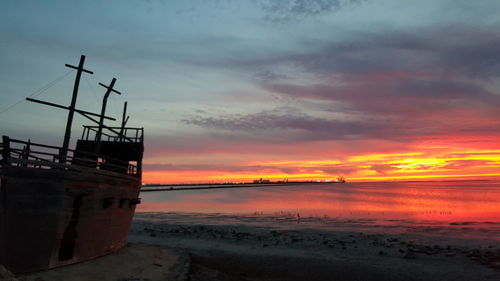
xmin=140 ymin=181 xmax=345 ymax=192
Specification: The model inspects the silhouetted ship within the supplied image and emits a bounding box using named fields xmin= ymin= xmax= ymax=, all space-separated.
xmin=0 ymin=56 xmax=144 ymax=273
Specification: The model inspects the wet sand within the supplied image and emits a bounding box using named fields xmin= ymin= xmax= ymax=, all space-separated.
xmin=16 ymin=244 xmax=189 ymax=281
xmin=130 ymin=215 xmax=500 ymax=281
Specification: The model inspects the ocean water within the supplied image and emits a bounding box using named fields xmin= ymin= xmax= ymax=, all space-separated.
xmin=136 ymin=180 xmax=500 ymax=241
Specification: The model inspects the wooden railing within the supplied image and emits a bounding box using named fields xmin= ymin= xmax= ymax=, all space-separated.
xmin=0 ymin=136 xmax=138 ymax=176
xmin=0 ymin=142 xmax=4 ymax=165
xmin=81 ymin=126 xmax=144 ymax=143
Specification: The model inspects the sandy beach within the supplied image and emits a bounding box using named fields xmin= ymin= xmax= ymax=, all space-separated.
xmin=128 ymin=212 xmax=500 ymax=281
xmin=16 ymin=243 xmax=189 ymax=281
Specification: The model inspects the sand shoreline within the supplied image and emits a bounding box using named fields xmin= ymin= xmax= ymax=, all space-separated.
xmin=15 ymin=244 xmax=189 ymax=281
xmin=130 ymin=214 xmax=500 ymax=281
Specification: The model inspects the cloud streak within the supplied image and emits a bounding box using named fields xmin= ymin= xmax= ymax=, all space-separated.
xmin=284 ymin=26 xmax=500 ymax=78
xmin=256 ymin=0 xmax=362 ymax=23
xmin=181 ymin=107 xmax=415 ymax=142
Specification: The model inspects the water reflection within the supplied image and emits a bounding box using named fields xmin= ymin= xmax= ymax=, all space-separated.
xmin=138 ymin=180 xmax=500 ymax=222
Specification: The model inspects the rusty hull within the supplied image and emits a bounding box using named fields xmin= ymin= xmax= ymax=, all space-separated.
xmin=0 ymin=165 xmax=141 ymax=273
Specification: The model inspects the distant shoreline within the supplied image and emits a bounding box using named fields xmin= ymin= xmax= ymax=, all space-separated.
xmin=141 ymin=181 xmax=345 ymax=192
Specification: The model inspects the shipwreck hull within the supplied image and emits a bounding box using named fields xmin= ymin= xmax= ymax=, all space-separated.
xmin=0 ymin=165 xmax=141 ymax=273
xmin=0 ymin=55 xmax=145 ymax=274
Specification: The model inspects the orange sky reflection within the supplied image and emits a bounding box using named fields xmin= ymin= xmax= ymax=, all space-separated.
xmin=138 ymin=181 xmax=500 ymax=223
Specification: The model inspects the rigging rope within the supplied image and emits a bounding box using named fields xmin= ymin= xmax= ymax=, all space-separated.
xmin=81 ymin=75 xmax=100 ymax=108
xmin=0 ymin=69 xmax=75 ymax=115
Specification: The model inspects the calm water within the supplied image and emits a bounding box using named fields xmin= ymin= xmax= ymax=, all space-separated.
xmin=137 ymin=181 xmax=500 ymax=240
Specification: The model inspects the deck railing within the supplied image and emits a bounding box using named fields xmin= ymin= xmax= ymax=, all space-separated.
xmin=81 ymin=126 xmax=144 ymax=143
xmin=0 ymin=136 xmax=138 ymax=176
xmin=0 ymin=142 xmax=4 ymax=165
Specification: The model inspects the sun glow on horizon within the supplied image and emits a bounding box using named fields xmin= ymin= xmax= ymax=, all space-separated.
xmin=142 ymin=148 xmax=500 ymax=184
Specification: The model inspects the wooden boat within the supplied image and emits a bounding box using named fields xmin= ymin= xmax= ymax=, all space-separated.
xmin=0 ymin=55 xmax=144 ymax=273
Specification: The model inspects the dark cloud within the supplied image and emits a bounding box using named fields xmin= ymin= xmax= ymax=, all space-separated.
xmin=252 ymin=70 xmax=288 ymax=83
xmin=172 ymin=26 xmax=500 ymax=82
xmin=441 ymin=160 xmax=491 ymax=170
xmin=318 ymin=165 xmax=360 ymax=175
xmin=179 ymin=26 xmax=500 ymax=86
xmin=255 ymin=0 xmax=363 ymax=23
xmin=264 ymin=77 xmax=500 ymax=118
xmin=396 ymin=79 xmax=490 ymax=99
xmin=442 ymin=151 xmax=500 ymax=159
xmin=143 ymin=162 xmax=349 ymax=176
xmin=181 ymin=107 xmax=415 ymax=142
xmin=369 ymin=164 xmax=395 ymax=174
xmin=287 ymin=26 xmax=500 ymax=78
xmin=183 ymin=109 xmax=346 ymax=131
xmin=182 ymin=72 xmax=500 ymax=144
xmin=143 ymin=163 xmax=268 ymax=172
xmin=438 ymin=33 xmax=500 ymax=78
xmin=180 ymin=27 xmax=500 ymax=144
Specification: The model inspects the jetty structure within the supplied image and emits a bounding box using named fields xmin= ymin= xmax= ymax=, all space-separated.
xmin=0 ymin=55 xmax=144 ymax=273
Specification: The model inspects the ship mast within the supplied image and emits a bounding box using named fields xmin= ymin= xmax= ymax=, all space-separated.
xmin=119 ymin=102 xmax=130 ymax=142
xmin=26 ymin=55 xmax=138 ymax=164
xmin=96 ymin=78 xmax=121 ymax=141
xmin=26 ymin=55 xmax=123 ymax=162
xmin=61 ymin=55 xmax=93 ymax=163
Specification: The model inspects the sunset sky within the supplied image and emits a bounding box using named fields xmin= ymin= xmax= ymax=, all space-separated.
xmin=1 ymin=0 xmax=500 ymax=183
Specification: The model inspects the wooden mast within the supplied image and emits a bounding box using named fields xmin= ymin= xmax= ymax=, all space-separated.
xmin=61 ymin=55 xmax=93 ymax=163
xmin=119 ymin=102 xmax=129 ymax=141
xmin=25 ymin=55 xmax=127 ymax=161
xmin=25 ymin=55 xmax=137 ymax=160
xmin=96 ymin=78 xmax=121 ymax=142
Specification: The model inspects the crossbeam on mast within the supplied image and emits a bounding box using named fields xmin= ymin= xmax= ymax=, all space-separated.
xmin=26 ymin=98 xmax=116 ymax=121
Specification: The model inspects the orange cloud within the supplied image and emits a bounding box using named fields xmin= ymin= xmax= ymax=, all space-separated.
xmin=142 ymin=147 xmax=500 ymax=184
